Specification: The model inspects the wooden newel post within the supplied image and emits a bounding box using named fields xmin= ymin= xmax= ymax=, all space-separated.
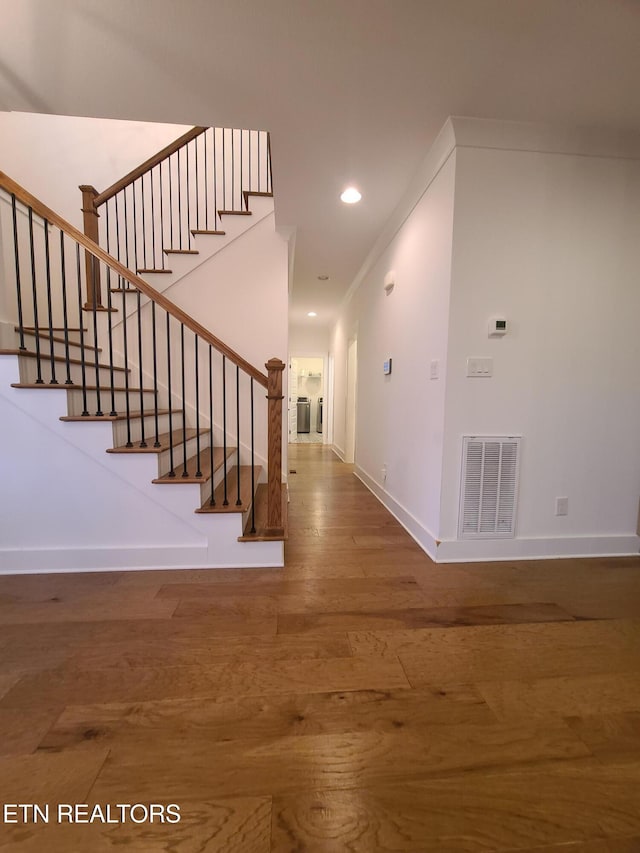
xmin=265 ymin=357 xmax=285 ymax=535
xmin=79 ymin=185 xmax=102 ymax=309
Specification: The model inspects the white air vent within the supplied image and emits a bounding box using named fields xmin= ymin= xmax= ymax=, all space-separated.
xmin=458 ymin=436 xmax=521 ymax=539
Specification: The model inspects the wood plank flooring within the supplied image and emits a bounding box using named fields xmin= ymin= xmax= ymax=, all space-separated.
xmin=0 ymin=443 xmax=639 ymax=851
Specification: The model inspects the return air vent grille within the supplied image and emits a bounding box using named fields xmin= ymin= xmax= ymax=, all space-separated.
xmin=458 ymin=436 xmax=521 ymax=539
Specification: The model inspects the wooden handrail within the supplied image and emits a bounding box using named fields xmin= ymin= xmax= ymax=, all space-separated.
xmin=93 ymin=126 xmax=207 ymax=207
xmin=0 ymin=171 xmax=268 ymax=387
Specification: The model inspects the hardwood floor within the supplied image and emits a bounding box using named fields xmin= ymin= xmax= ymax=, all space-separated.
xmin=0 ymin=443 xmax=639 ymax=851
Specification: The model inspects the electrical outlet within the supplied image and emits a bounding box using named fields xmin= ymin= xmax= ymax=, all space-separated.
xmin=555 ymin=497 xmax=568 ymax=516
xmin=382 ymin=464 xmax=387 ymax=485
xmin=430 ymin=359 xmax=439 ymax=380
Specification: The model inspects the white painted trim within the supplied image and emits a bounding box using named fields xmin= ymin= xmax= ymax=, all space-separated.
xmin=355 ymin=463 xmax=639 ymax=564
xmin=0 ymin=549 xmax=284 ymax=575
xmin=451 ymin=116 xmax=640 ymax=161
xmin=435 ymin=535 xmax=640 ymax=563
xmin=332 ymin=444 xmax=345 ymax=462
xmin=354 ymin=465 xmax=439 ymax=561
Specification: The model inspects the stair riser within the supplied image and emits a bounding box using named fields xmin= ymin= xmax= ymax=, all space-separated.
xmin=18 ymin=336 xmax=95 ymax=361
xmin=199 ymin=451 xmax=239 ymax=505
xmin=19 ymin=357 xmax=129 ymax=388
xmin=157 ymin=433 xmax=212 ymax=478
xmin=112 ymin=412 xmax=175 ymax=446
xmin=66 ymin=388 xmax=157 ymax=417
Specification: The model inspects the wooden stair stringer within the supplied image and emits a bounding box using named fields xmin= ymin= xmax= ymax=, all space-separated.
xmin=106 ymin=193 xmax=275 ymax=324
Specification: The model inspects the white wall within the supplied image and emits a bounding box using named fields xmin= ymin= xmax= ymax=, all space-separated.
xmin=439 ymin=144 xmax=640 ymax=559
xmin=0 ymin=356 xmax=283 ymax=571
xmin=289 ymin=322 xmax=329 ymax=354
xmin=332 ymin=117 xmax=640 ymax=563
xmin=0 ymin=111 xmax=189 ymax=229
xmin=331 ymin=151 xmax=456 ymax=554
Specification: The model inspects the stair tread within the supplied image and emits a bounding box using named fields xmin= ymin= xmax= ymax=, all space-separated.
xmin=22 ymin=326 xmax=87 ymax=332
xmin=107 ymin=427 xmax=208 ymax=454
xmin=110 ymin=287 xmax=140 ymax=293
xmin=239 ymin=482 xmax=288 ymax=541
xmin=137 ymin=269 xmax=173 ymax=275
xmin=196 ymin=465 xmax=261 ymax=513
xmin=243 ymin=190 xmax=274 ymax=199
xmin=0 ymin=350 xmax=129 ymax=372
xmin=153 ymin=446 xmax=235 ymax=484
xmin=218 ymin=210 xmax=252 ymax=216
xmin=60 ymin=408 xmax=179 ymax=422
xmin=12 ymin=383 xmax=154 ymax=392
xmin=163 ymin=249 xmax=199 ymax=255
xmin=191 ymin=229 xmax=226 ymax=236
xmin=16 ymin=328 xmax=101 ymax=353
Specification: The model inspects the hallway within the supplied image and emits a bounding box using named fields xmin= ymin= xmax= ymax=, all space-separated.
xmin=0 ymin=444 xmax=639 ymax=850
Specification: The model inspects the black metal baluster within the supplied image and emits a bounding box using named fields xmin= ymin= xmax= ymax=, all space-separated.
xmin=250 ymin=378 xmax=256 ymax=533
xmin=186 ymin=141 xmax=191 ymax=246
xmin=222 ymin=128 xmax=227 ymax=211
xmin=166 ymin=313 xmax=175 ymax=476
xmin=115 ymin=193 xmax=122 ymax=272
xmin=104 ymin=201 xmax=117 ymax=414
xmin=11 ymin=195 xmax=26 ymax=350
xmin=231 ymin=128 xmax=236 ymax=209
xmin=236 ymin=364 xmax=241 ymax=506
xmin=136 ymin=288 xmax=146 ymax=447
xmin=194 ymin=336 xmax=202 ymax=478
xmin=151 ymin=301 xmax=160 ymax=447
xmin=213 ymin=129 xmax=218 ymax=230
xmin=123 ymin=187 xmax=130 ymax=282
xmin=42 ymin=219 xmax=57 ymax=384
xmin=180 ymin=323 xmax=188 ymax=476
xmin=204 ymin=130 xmax=209 ymax=230
xmin=169 ymin=154 xmax=174 ymax=251
xmin=121 ymin=276 xmax=132 ymax=444
xmin=132 ymin=181 xmax=139 ymax=275
xmin=58 ymin=231 xmax=72 ymax=385
xmin=160 ymin=162 xmax=166 ymax=267
xmin=208 ymin=344 xmax=215 ymax=505
xmin=141 ymin=173 xmax=147 ymax=271
xmin=222 ymin=354 xmax=228 ymax=505
xmin=75 ymin=244 xmax=89 ymax=414
xmin=90 ymin=255 xmax=103 ymax=415
xmin=195 ymin=135 xmax=201 ymax=231
xmin=151 ymin=166 xmax=157 ymax=270
xmin=27 ymin=208 xmax=43 ymax=384
xmin=177 ymin=148 xmax=183 ymax=250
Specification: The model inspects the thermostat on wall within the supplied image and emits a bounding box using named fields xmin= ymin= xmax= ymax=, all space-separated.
xmin=488 ymin=317 xmax=508 ymax=337
xmin=383 ymin=358 xmax=392 ymax=375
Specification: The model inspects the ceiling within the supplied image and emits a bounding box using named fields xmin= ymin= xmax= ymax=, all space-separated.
xmin=1 ymin=0 xmax=640 ymax=332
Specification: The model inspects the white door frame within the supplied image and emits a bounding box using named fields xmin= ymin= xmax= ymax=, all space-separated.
xmin=345 ymin=336 xmax=358 ymax=463
xmin=288 ymin=350 xmax=329 ymax=443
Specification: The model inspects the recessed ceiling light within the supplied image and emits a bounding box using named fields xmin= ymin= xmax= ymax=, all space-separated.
xmin=307 ymin=311 xmax=317 ymax=317
xmin=340 ymin=187 xmax=362 ymax=204
xmin=317 ymin=275 xmax=329 ymax=281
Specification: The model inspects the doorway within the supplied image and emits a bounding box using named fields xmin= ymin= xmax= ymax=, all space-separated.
xmin=289 ymin=356 xmax=324 ymax=444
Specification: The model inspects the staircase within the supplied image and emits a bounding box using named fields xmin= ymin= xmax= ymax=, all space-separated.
xmin=0 ymin=125 xmax=286 ymax=574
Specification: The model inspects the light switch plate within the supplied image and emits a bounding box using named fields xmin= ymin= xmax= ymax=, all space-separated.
xmin=466 ymin=357 xmax=493 ymax=377
xmin=430 ymin=359 xmax=439 ymax=379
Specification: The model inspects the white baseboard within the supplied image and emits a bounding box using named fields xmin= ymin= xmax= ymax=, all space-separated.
xmin=354 ymin=465 xmax=439 ymax=560
xmin=435 ymin=535 xmax=640 ymax=563
xmin=0 ymin=543 xmax=284 ymax=574
xmin=332 ymin=444 xmax=346 ymax=462
xmin=354 ymin=465 xmax=639 ymax=564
